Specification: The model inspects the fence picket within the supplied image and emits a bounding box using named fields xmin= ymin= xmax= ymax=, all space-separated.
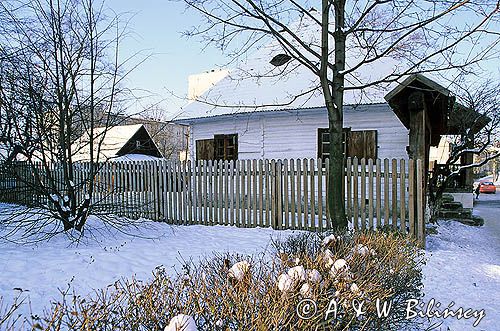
xmin=325 ymin=158 xmax=330 ymax=228
xmin=400 ymin=159 xmax=406 ymax=233
xmin=252 ymin=160 xmax=257 ymax=227
xmin=213 ymin=160 xmax=218 ymax=225
xmin=346 ymin=157 xmax=352 ymax=223
xmin=258 ymin=160 xmax=264 ymax=227
xmin=352 ymin=157 xmax=359 ymax=231
xmin=392 ymin=159 xmax=398 ymax=229
xmin=224 ymin=160 xmax=229 ymax=226
xmin=417 ymin=160 xmax=425 ymax=248
xmin=240 ymin=160 xmax=246 ymax=227
xmin=283 ymin=159 xmax=289 ymax=229
xmin=317 ymin=158 xmax=323 ymax=232
xmin=235 ymin=160 xmax=240 ymax=227
xmin=309 ymin=158 xmax=315 ymax=231
xmin=368 ymin=158 xmax=374 ymax=229
xmin=360 ymin=158 xmax=366 ymax=231
xmin=303 ymin=159 xmax=309 ymax=229
xmin=296 ymin=159 xmax=302 ymax=229
xmin=384 ymin=158 xmax=390 ymax=227
xmin=270 ymin=160 xmax=276 ymax=229
xmin=376 ymin=159 xmax=382 ymax=229
xmin=277 ymin=159 xmax=283 ymax=230
xmin=219 ymin=160 xmax=224 ymax=225
xmin=230 ymin=160 xmax=235 ymax=226
xmin=290 ymin=160 xmax=296 ymax=230
xmin=264 ymin=159 xmax=270 ymax=227
xmin=247 ymin=159 xmax=252 ymax=227
xmin=409 ymin=159 xmax=415 ymax=237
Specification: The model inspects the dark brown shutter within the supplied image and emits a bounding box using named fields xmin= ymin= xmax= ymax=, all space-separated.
xmin=347 ymin=131 xmax=365 ymax=158
xmin=196 ymin=139 xmax=214 ymax=160
xmin=364 ymin=130 xmax=378 ymax=159
xmin=346 ymin=130 xmax=378 ymax=159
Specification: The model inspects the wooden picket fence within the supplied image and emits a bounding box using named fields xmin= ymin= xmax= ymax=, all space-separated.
xmin=0 ymin=158 xmax=425 ymax=245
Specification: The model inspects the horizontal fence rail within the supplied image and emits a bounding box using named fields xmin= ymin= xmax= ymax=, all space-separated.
xmin=0 ymin=158 xmax=425 ymax=244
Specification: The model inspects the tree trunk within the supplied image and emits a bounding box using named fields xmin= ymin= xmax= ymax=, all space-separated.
xmin=320 ymin=0 xmax=347 ymax=229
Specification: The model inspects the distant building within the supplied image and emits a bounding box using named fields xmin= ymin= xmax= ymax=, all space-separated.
xmin=72 ymin=124 xmax=162 ymax=162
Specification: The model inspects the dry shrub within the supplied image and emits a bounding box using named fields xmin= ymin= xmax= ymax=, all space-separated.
xmin=1 ymin=230 xmax=425 ymax=330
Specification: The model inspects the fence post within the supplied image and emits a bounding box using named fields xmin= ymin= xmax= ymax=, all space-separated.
xmin=399 ymin=159 xmax=406 ymax=233
xmin=317 ymin=158 xmax=323 ymax=232
xmin=277 ymin=159 xmax=283 ymax=230
xmin=309 ymin=158 xmax=315 ymax=231
xmin=302 ymin=158 xmax=308 ymax=229
xmin=391 ymin=159 xmax=398 ymax=229
xmin=352 ymin=157 xmax=359 ymax=231
xmin=408 ymin=159 xmax=415 ymax=238
xmin=417 ymin=159 xmax=426 ymax=248
xmin=360 ymin=158 xmax=366 ymax=231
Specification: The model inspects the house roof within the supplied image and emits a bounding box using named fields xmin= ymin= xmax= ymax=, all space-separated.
xmin=174 ymin=11 xmax=405 ymax=122
xmin=73 ymin=124 xmax=157 ymax=162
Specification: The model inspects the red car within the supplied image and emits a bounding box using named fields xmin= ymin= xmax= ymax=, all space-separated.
xmin=479 ymin=181 xmax=496 ymax=194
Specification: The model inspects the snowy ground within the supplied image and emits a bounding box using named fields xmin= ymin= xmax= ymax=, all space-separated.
xmin=0 ymin=195 xmax=499 ymax=330
xmin=0 ymin=206 xmax=296 ymax=318
xmin=422 ymin=192 xmax=500 ymax=331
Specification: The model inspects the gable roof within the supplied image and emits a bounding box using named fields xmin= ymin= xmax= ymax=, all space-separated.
xmin=73 ymin=124 xmax=162 ymax=162
xmin=175 ymin=11 xmax=405 ymax=122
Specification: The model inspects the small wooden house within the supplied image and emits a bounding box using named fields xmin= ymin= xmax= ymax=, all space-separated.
xmin=73 ymin=124 xmax=163 ymax=162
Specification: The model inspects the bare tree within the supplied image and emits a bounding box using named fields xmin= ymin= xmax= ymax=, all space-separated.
xmin=181 ymin=0 xmax=499 ymax=228
xmin=0 ymin=0 xmax=134 ymax=239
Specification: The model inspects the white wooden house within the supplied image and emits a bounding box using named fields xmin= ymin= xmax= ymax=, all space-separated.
xmin=173 ymin=14 xmax=410 ymax=162
xmin=174 ymin=13 xmax=452 ymax=165
xmin=176 ymin=103 xmax=409 ymax=162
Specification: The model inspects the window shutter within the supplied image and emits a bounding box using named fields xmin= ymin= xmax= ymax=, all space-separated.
xmin=364 ymin=130 xmax=378 ymax=159
xmin=347 ymin=131 xmax=365 ymax=158
xmin=196 ymin=139 xmax=214 ymax=160
xmin=346 ymin=130 xmax=378 ymax=159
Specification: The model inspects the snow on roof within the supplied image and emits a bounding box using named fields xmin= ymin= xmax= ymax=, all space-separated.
xmin=108 ymin=153 xmax=162 ymax=162
xmin=175 ymin=11 xmax=403 ymax=122
xmin=73 ymin=124 xmax=144 ymax=162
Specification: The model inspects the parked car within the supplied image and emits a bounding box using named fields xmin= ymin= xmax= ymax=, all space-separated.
xmin=479 ymin=181 xmax=496 ymax=194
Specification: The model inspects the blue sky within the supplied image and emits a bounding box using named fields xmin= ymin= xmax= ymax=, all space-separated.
xmin=105 ymin=1 xmax=499 ymax=119
xmin=106 ymin=0 xmax=227 ymax=118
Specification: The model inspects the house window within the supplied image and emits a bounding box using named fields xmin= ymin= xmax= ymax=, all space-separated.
xmin=196 ymin=134 xmax=238 ymax=161
xmin=214 ymin=134 xmax=238 ymax=160
xmin=318 ymin=128 xmax=377 ymax=160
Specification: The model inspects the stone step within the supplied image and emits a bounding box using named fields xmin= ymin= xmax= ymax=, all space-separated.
xmin=449 ymin=216 xmax=484 ymax=226
xmin=437 ymin=209 xmax=473 ymax=219
xmin=441 ymin=201 xmax=463 ymax=211
xmin=441 ymin=194 xmax=455 ymax=203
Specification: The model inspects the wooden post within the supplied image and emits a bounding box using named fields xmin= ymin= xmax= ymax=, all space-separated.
xmin=290 ymin=160 xmax=296 ymax=229
xmin=296 ymin=159 xmax=302 ymax=229
xmin=408 ymin=159 xmax=415 ymax=237
xmin=352 ymin=157 xmax=359 ymax=231
xmin=309 ymin=158 xmax=315 ymax=231
xmin=283 ymin=159 xmax=289 ymax=229
xmin=392 ymin=159 xmax=398 ymax=229
xmin=368 ymin=158 xmax=374 ymax=230
xmin=376 ymin=159 xmax=382 ymax=230
xmin=317 ymin=158 xmax=323 ymax=232
xmin=417 ymin=159 xmax=425 ymax=248
xmin=399 ymin=159 xmax=406 ymax=233
xmin=360 ymin=158 xmax=366 ymax=230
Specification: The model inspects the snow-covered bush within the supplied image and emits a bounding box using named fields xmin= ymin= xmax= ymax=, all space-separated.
xmin=0 ymin=231 xmax=425 ymax=330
